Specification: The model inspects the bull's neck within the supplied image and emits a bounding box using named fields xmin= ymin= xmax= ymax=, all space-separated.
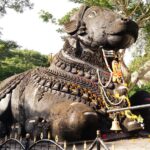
xmin=51 ymin=39 xmax=111 ymax=82
xmin=61 ymin=39 xmax=104 ymax=67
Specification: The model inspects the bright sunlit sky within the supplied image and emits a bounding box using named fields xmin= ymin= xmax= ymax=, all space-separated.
xmin=0 ymin=0 xmax=79 ymax=55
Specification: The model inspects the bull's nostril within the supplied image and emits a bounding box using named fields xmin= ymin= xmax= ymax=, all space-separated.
xmin=121 ymin=17 xmax=129 ymax=23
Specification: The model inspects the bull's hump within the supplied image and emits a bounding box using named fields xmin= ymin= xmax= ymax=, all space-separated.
xmin=30 ymin=67 xmax=103 ymax=108
xmin=0 ymin=71 xmax=30 ymax=100
xmin=31 ymin=67 xmax=98 ymax=93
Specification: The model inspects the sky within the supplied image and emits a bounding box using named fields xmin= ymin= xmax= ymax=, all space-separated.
xmin=0 ymin=0 xmax=79 ymax=55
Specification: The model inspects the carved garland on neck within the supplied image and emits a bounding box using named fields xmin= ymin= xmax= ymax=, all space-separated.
xmin=51 ymin=40 xmax=128 ymax=109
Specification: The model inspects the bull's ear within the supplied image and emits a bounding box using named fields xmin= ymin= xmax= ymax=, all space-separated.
xmin=64 ymin=20 xmax=79 ymax=34
xmin=64 ymin=5 xmax=88 ymax=34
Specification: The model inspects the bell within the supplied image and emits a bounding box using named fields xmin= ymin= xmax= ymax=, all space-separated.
xmin=72 ymin=89 xmax=79 ymax=95
xmin=71 ymin=68 xmax=77 ymax=74
xmin=110 ymin=117 xmax=122 ymax=131
xmin=45 ymin=82 xmax=51 ymax=88
xmin=82 ymin=93 xmax=89 ymax=99
xmin=91 ymin=75 xmax=98 ymax=82
xmin=52 ymin=83 xmax=60 ymax=90
xmin=61 ymin=86 xmax=69 ymax=92
xmin=78 ymin=70 xmax=84 ymax=76
xmin=84 ymin=72 xmax=91 ymax=79
xmin=39 ymin=80 xmax=46 ymax=86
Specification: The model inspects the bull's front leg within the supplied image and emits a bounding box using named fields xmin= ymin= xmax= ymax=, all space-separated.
xmin=50 ymin=101 xmax=100 ymax=141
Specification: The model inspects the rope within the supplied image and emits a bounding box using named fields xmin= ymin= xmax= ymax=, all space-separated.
xmin=97 ymin=49 xmax=132 ymax=107
xmin=97 ymin=69 xmax=124 ymax=107
xmin=62 ymin=47 xmax=128 ymax=107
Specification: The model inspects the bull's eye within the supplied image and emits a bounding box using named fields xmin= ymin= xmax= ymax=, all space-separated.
xmin=88 ymin=11 xmax=97 ymax=18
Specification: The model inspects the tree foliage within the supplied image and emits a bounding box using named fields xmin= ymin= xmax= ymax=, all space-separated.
xmin=58 ymin=8 xmax=79 ymax=25
xmin=39 ymin=10 xmax=56 ymax=23
xmin=57 ymin=0 xmax=113 ymax=25
xmin=69 ymin=0 xmax=113 ymax=8
xmin=128 ymin=83 xmax=150 ymax=97
xmin=0 ymin=40 xmax=19 ymax=59
xmin=129 ymin=35 xmax=150 ymax=72
xmin=68 ymin=0 xmax=150 ymax=28
xmin=0 ymin=0 xmax=33 ymax=16
xmin=0 ymin=40 xmax=49 ymax=81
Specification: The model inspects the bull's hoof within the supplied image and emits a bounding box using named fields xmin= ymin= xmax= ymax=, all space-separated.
xmin=51 ymin=102 xmax=100 ymax=141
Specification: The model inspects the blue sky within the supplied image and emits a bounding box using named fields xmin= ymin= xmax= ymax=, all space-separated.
xmin=0 ymin=0 xmax=79 ymax=55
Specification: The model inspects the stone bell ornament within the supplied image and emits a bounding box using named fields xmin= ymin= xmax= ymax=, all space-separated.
xmin=110 ymin=117 xmax=122 ymax=131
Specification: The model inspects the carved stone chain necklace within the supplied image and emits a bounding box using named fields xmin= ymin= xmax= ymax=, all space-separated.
xmin=51 ymin=40 xmax=126 ymax=109
xmin=28 ymin=40 xmax=128 ymax=111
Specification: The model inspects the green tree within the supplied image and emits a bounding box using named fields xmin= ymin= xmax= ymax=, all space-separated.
xmin=58 ymin=0 xmax=113 ymax=25
xmin=129 ymin=3 xmax=150 ymax=72
xmin=129 ymin=35 xmax=150 ymax=72
xmin=39 ymin=10 xmax=56 ymax=23
xmin=58 ymin=8 xmax=79 ymax=25
xmin=68 ymin=0 xmax=150 ymax=27
xmin=0 ymin=0 xmax=33 ymax=16
xmin=0 ymin=40 xmax=49 ymax=81
xmin=69 ymin=0 xmax=112 ymax=8
xmin=0 ymin=40 xmax=19 ymax=61
xmin=128 ymin=83 xmax=150 ymax=97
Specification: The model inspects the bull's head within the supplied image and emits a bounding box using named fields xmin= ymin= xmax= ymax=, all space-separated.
xmin=63 ymin=5 xmax=143 ymax=132
xmin=64 ymin=5 xmax=138 ymax=51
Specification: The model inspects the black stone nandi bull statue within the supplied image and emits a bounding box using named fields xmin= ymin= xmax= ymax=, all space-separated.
xmin=0 ymin=5 xmax=148 ymax=141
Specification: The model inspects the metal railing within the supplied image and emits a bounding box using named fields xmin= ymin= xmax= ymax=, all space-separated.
xmin=0 ymin=130 xmax=109 ymax=150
